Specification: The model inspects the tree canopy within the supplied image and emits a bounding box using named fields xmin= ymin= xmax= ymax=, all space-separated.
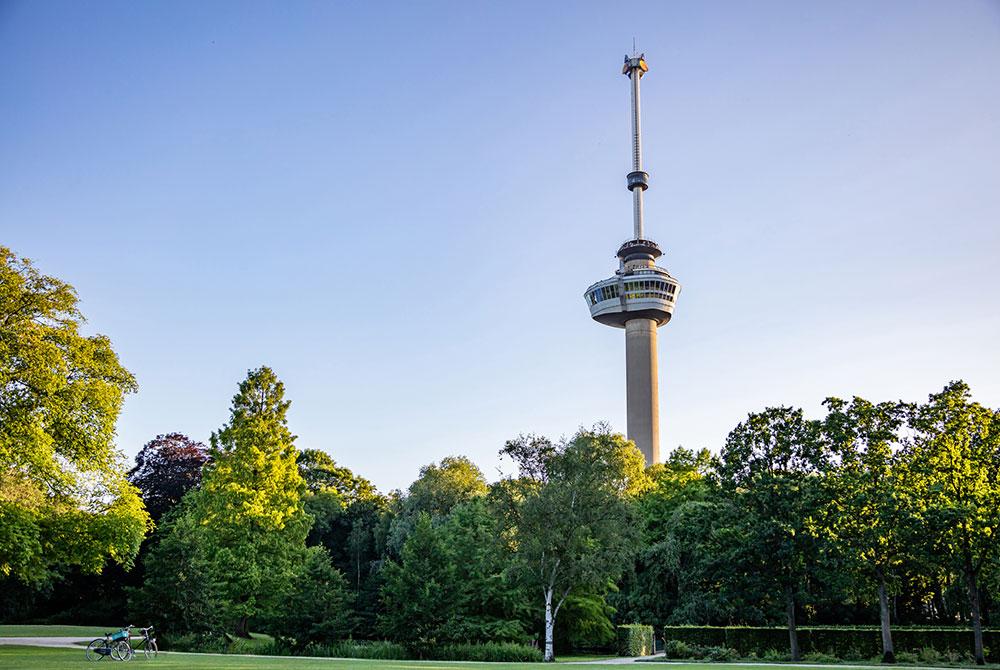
xmin=0 ymin=246 xmax=148 ymax=582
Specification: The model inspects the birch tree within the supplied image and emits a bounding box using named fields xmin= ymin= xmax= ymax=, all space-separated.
xmin=498 ymin=426 xmax=643 ymax=661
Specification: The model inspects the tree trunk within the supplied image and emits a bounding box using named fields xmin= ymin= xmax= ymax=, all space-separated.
xmin=234 ymin=615 xmax=250 ymax=639
xmin=785 ymin=585 xmax=800 ymax=662
xmin=966 ymin=570 xmax=985 ymax=665
xmin=544 ymin=587 xmax=556 ymax=662
xmin=877 ymin=570 xmax=895 ymax=663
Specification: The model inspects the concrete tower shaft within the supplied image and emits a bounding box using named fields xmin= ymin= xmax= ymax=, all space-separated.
xmin=584 ymin=53 xmax=680 ymax=466
xmin=625 ymin=319 xmax=659 ymax=463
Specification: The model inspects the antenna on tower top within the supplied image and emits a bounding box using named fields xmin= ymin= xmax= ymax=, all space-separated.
xmin=633 ymin=37 xmax=636 ymax=56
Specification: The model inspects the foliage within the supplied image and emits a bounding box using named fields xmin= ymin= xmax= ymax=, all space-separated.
xmin=132 ymin=367 xmax=350 ymax=640
xmin=253 ymin=638 xmax=541 ymax=662
xmin=380 ymin=498 xmax=532 ymax=646
xmin=380 ymin=512 xmax=457 ymax=644
xmin=263 ymin=546 xmax=352 ymax=647
xmin=716 ymin=406 xmax=830 ymax=660
xmin=191 ymin=366 xmax=315 ymax=635
xmin=405 ymin=455 xmax=487 ymax=517
xmin=822 ymin=395 xmax=908 ymax=661
xmin=298 ymin=448 xmax=378 ymax=503
xmin=662 ymin=626 xmax=1000 ymax=663
xmin=0 ymin=247 xmax=148 ymax=582
xmin=616 ymin=624 xmax=654 ymax=656
xmin=498 ymin=425 xmax=644 ymax=661
xmin=904 ymin=381 xmax=1000 ymax=665
xmin=128 ymin=433 xmax=209 ymax=521
xmin=555 ymin=590 xmax=617 ymax=651
xmin=430 ymin=641 xmax=542 ymax=662
xmin=128 ymin=501 xmax=222 ymax=635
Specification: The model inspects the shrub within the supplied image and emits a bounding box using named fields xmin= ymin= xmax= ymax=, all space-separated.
xmin=434 ymin=642 xmax=542 ymax=662
xmin=617 ymin=624 xmax=655 ymax=656
xmin=664 ymin=640 xmax=693 ymax=659
xmin=895 ymin=650 xmax=918 ymax=664
xmin=762 ymin=648 xmax=788 ymax=662
xmin=803 ymin=651 xmax=841 ymax=664
xmin=662 ymin=626 xmax=1000 ymax=663
xmin=917 ymin=647 xmax=944 ymax=664
xmin=255 ymin=639 xmax=540 ymax=663
xmin=305 ymin=640 xmax=407 ymax=660
xmin=705 ymin=646 xmax=740 ymax=662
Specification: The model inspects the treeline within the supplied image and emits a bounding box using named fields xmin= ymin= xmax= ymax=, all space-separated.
xmin=2 ymin=246 xmax=1000 ymax=663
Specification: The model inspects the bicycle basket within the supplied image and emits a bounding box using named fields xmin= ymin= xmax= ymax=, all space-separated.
xmin=111 ymin=630 xmax=129 ymax=641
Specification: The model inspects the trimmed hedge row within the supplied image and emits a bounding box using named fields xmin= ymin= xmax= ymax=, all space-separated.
xmin=617 ymin=624 xmax=655 ymax=656
xmin=662 ymin=626 xmax=999 ymax=663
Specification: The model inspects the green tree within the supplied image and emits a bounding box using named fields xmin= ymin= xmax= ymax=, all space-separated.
xmin=499 ymin=426 xmax=644 ymax=661
xmin=822 ymin=396 xmax=907 ymax=662
xmin=193 ymin=366 xmax=313 ymax=637
xmin=298 ymin=448 xmax=378 ymax=503
xmin=0 ymin=246 xmax=148 ymax=582
xmin=905 ymin=381 xmax=1000 ymax=665
xmin=380 ymin=512 xmax=458 ymax=645
xmin=265 ymin=546 xmax=352 ymax=647
xmin=129 ymin=502 xmax=222 ymax=635
xmin=441 ymin=498 xmax=532 ymax=643
xmin=406 ymin=455 xmax=488 ymax=517
xmin=615 ymin=447 xmax=717 ymax=628
xmin=717 ymin=407 xmax=829 ymax=661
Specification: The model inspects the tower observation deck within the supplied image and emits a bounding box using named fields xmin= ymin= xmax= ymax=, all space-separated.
xmin=584 ymin=54 xmax=681 ymax=465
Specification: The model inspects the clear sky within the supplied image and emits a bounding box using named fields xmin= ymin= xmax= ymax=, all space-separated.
xmin=3 ymin=1 xmax=999 ymax=492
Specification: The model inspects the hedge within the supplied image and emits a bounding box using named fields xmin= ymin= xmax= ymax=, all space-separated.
xmin=617 ymin=624 xmax=655 ymax=656
xmin=662 ymin=626 xmax=999 ymax=663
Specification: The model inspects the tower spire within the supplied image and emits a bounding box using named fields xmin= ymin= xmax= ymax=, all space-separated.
xmin=623 ymin=53 xmax=649 ymax=240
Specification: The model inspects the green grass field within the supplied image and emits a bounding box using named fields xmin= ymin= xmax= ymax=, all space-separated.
xmin=0 ymin=645 xmax=628 ymax=669
xmin=0 ymin=624 xmax=115 ymax=637
xmin=3 ymin=646 xmax=1000 ymax=670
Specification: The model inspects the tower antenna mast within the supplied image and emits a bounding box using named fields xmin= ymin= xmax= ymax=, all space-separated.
xmin=623 ymin=53 xmax=649 ymax=239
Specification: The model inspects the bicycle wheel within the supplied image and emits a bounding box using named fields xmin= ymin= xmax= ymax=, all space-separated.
xmin=143 ymin=640 xmax=157 ymax=660
xmin=86 ymin=639 xmax=106 ymax=661
xmin=112 ymin=640 xmax=133 ymax=661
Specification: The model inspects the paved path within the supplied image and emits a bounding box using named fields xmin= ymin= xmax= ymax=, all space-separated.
xmin=0 ymin=636 xmax=91 ymax=649
xmin=568 ymin=654 xmax=663 ymax=664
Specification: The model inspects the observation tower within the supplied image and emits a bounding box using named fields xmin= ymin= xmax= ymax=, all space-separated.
xmin=584 ymin=53 xmax=681 ymax=465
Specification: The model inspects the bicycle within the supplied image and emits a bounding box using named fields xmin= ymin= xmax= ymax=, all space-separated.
xmin=132 ymin=626 xmax=158 ymax=660
xmin=85 ymin=626 xmax=133 ymax=661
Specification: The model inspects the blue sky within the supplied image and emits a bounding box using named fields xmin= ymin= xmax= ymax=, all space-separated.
xmin=3 ymin=1 xmax=999 ymax=492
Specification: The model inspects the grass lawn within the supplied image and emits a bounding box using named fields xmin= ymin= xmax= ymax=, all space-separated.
xmin=0 ymin=624 xmax=115 ymax=637
xmin=4 ymin=647 xmax=1000 ymax=670
xmin=0 ymin=646 xmax=628 ymax=669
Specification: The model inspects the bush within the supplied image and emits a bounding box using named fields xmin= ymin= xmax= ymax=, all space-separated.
xmin=295 ymin=640 xmax=407 ymax=660
xmin=618 ymin=624 xmax=655 ymax=656
xmin=803 ymin=651 xmax=841 ymax=664
xmin=705 ymin=646 xmax=739 ymax=662
xmin=662 ymin=626 xmax=1000 ymax=663
xmin=254 ymin=639 xmax=540 ymax=663
xmin=762 ymin=648 xmax=788 ymax=662
xmin=662 ymin=640 xmax=739 ymax=661
xmin=434 ymin=642 xmax=542 ymax=662
xmin=664 ymin=640 xmax=693 ymax=659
